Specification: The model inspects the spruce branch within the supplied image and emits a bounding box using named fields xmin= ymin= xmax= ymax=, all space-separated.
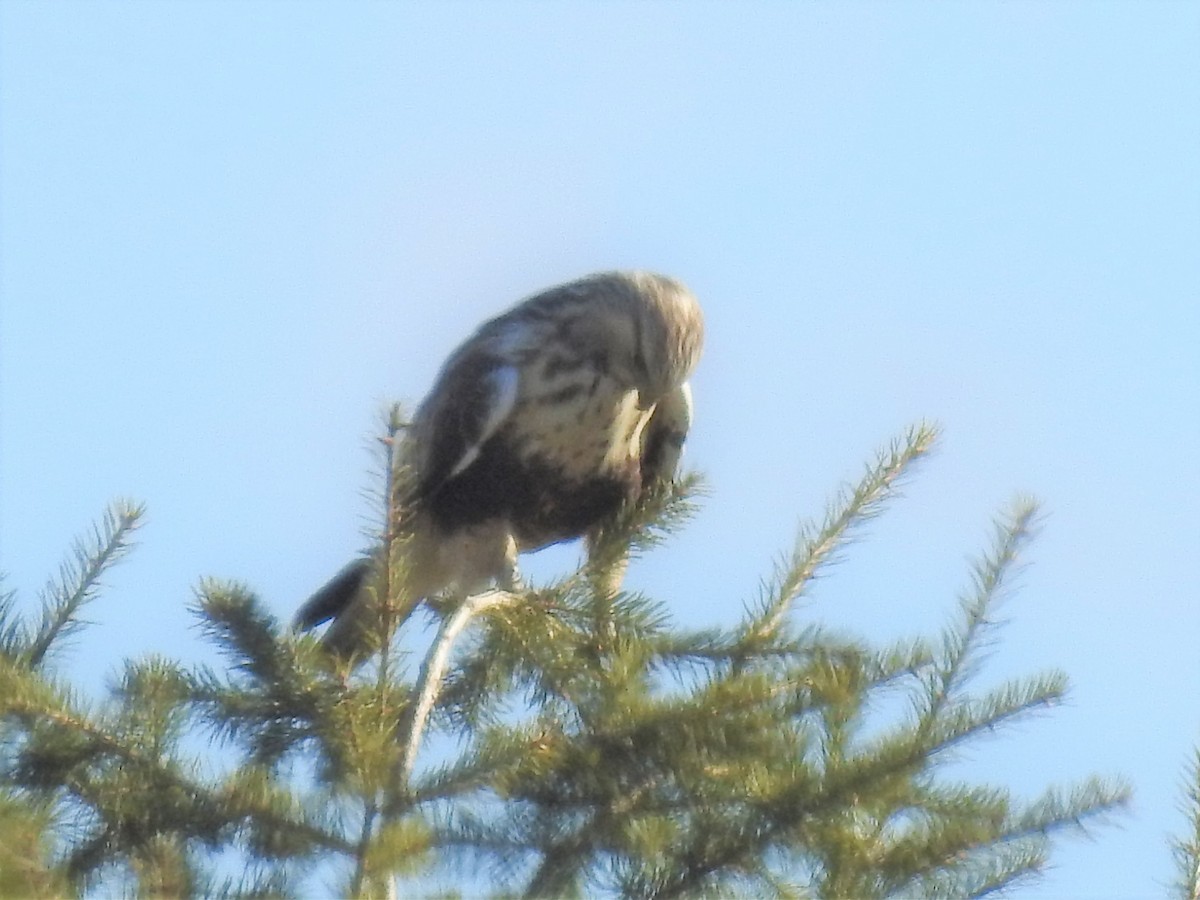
xmin=1173 ymin=746 xmax=1200 ymax=900
xmin=193 ymin=580 xmax=291 ymax=683
xmin=216 ymin=763 xmax=353 ymax=860
xmin=2 ymin=654 xmax=221 ymax=885
xmin=0 ymin=790 xmax=69 ymax=897
xmin=584 ymin=472 xmax=706 ymax=574
xmin=0 ymin=580 xmax=27 ymax=661
xmin=189 ymin=582 xmax=339 ymax=768
xmin=408 ymin=726 xmax=536 ymax=805
xmin=888 ymin=778 xmax=1130 ymax=898
xmin=920 ymin=497 xmax=1040 ymax=732
xmin=914 ymin=671 xmax=1070 ymax=765
xmin=2 ymin=422 xmax=1141 ymax=897
xmin=190 ymin=865 xmax=291 ymax=900
xmin=23 ymin=500 xmax=144 ymax=668
xmin=1005 ymin=777 xmax=1131 ymax=843
xmin=739 ymin=423 xmax=939 ymax=659
xmin=903 ymin=837 xmax=1045 ymax=898
xmin=345 ymin=408 xmax=421 ymax=900
xmin=357 ymin=403 xmax=411 ymax=543
xmin=373 ymin=401 xmax=424 ymax=656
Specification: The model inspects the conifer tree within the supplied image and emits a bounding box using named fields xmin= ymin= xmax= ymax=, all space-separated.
xmin=1 ymin=417 xmax=1138 ymax=897
xmin=1173 ymin=747 xmax=1200 ymax=900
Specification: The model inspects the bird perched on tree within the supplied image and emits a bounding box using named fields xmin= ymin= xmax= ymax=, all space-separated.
xmin=295 ymin=270 xmax=705 ymax=656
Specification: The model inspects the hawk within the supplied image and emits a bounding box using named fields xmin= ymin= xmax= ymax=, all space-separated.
xmin=295 ymin=270 xmax=704 ymax=655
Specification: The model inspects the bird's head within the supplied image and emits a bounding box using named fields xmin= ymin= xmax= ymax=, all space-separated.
xmin=587 ymin=271 xmax=705 ymax=402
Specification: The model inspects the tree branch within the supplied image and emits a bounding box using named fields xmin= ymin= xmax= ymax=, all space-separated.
xmin=398 ymin=589 xmax=519 ymax=790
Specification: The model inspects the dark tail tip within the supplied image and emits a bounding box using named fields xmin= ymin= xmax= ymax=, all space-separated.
xmin=293 ymin=558 xmax=372 ymax=632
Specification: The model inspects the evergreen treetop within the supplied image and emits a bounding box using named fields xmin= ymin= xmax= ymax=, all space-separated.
xmin=1 ymin=417 xmax=1150 ymax=898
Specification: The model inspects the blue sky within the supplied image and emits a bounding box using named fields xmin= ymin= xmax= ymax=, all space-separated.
xmin=2 ymin=2 xmax=1197 ymax=895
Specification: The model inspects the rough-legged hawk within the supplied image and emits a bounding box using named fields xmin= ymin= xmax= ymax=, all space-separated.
xmin=295 ymin=270 xmax=704 ymax=654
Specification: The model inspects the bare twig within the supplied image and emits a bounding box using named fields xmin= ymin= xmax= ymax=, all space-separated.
xmin=399 ymin=589 xmax=519 ymax=787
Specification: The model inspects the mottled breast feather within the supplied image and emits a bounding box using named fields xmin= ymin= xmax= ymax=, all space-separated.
xmin=407 ymin=271 xmax=703 ymax=550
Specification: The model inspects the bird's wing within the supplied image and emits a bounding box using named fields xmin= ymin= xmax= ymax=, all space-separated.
xmin=640 ymin=382 xmax=693 ymax=483
xmin=415 ymin=356 xmax=520 ymax=498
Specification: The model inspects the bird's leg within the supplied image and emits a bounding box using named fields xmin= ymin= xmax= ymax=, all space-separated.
xmin=497 ymin=532 xmax=524 ymax=592
xmin=498 ymin=561 xmax=524 ymax=592
xmin=592 ymin=551 xmax=629 ymax=600
xmin=585 ymin=530 xmax=630 ymax=600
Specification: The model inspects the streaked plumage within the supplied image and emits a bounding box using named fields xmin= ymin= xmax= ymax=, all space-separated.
xmin=295 ymin=270 xmax=704 ymax=655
